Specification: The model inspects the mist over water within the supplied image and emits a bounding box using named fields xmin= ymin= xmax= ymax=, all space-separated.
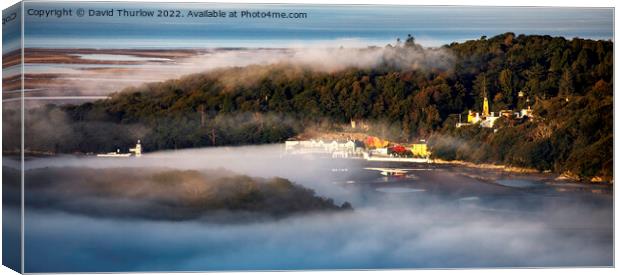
xmin=23 ymin=145 xmax=613 ymax=272
xmin=22 ymin=45 xmax=453 ymax=100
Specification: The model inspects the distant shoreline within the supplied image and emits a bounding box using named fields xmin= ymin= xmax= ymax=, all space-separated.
xmin=431 ymin=158 xmax=613 ymax=185
xmin=6 ymin=144 xmax=613 ymax=187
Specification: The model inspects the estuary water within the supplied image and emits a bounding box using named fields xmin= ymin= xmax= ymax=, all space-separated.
xmin=20 ymin=145 xmax=613 ymax=272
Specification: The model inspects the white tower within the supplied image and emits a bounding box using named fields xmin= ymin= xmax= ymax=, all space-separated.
xmin=130 ymin=140 xmax=142 ymax=157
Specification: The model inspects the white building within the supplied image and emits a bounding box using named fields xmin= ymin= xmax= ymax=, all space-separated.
xmin=480 ymin=112 xmax=500 ymax=128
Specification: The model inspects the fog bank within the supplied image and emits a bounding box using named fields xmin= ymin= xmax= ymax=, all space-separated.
xmin=22 ymin=146 xmax=613 ymax=271
xmin=32 ymin=45 xmax=454 ymax=98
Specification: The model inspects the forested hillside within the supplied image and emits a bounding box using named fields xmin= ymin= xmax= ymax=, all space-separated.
xmin=16 ymin=33 xmax=612 ymax=180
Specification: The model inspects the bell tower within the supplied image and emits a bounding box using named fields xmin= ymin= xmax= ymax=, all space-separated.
xmin=483 ymin=97 xmax=490 ymax=117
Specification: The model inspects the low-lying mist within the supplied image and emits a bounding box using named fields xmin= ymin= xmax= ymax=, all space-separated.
xmin=23 ymin=196 xmax=612 ymax=272
xmin=25 ymin=145 xmax=372 ymax=206
xmin=38 ymin=44 xmax=454 ymax=97
xmin=24 ymin=166 xmax=352 ymax=221
xmin=22 ymin=145 xmax=613 ymax=271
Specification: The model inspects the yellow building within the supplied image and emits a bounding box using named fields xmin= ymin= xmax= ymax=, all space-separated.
xmin=411 ymin=143 xmax=430 ymax=158
xmin=467 ymin=110 xmax=481 ymax=124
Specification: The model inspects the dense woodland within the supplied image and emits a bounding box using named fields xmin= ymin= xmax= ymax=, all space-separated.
xmin=8 ymin=33 xmax=613 ymax=180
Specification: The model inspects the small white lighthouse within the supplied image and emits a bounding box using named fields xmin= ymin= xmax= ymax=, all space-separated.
xmin=129 ymin=140 xmax=142 ymax=157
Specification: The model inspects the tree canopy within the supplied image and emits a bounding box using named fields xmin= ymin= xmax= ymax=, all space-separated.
xmin=13 ymin=33 xmax=613 ymax=180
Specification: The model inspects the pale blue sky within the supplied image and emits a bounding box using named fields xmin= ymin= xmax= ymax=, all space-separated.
xmin=13 ymin=2 xmax=615 ymax=48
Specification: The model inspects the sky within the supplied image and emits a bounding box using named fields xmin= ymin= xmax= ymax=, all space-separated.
xmin=7 ymin=2 xmax=613 ymax=49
